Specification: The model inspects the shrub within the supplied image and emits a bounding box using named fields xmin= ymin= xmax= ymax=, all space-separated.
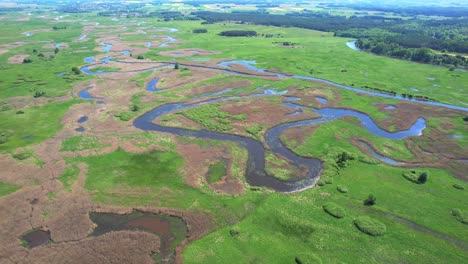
xmin=453 ymin=184 xmax=465 ymax=190
xmin=403 ymin=170 xmax=428 ymax=184
xmin=417 ymin=172 xmax=428 ymax=184
xmin=364 ymin=194 xmax=376 ymax=206
xmin=229 ymin=229 xmax=240 ymax=237
xmin=192 ymin=28 xmax=208 ymax=33
xmin=316 ymin=181 xmax=325 ymax=187
xmin=325 ymin=178 xmax=333 ymax=184
xmin=23 ymin=58 xmax=32 ymax=63
xmin=16 ymin=110 xmax=24 ymax=114
xmin=294 ymin=254 xmax=322 ymax=264
xmin=130 ymin=105 xmax=140 ymax=112
xmin=337 ymin=185 xmax=348 ymax=193
xmin=71 ymin=67 xmax=81 ymax=75
xmin=137 ymin=55 xmax=144 ymax=59
xmin=33 ymin=91 xmax=46 ymax=98
xmin=354 ymin=216 xmax=386 ymax=236
xmin=174 ymin=63 xmax=179 ymax=69
xmin=323 ymin=203 xmax=346 ymax=219
xmin=451 ymin=208 xmax=468 ymax=225
xmin=12 ymin=152 xmax=32 ymax=160
xmin=114 ymin=112 xmax=133 ymax=121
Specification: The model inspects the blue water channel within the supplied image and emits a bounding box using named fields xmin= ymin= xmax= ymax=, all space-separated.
xmin=146 ymin=78 xmax=159 ymax=92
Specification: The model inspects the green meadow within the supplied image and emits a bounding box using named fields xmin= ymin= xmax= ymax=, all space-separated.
xmin=0 ymin=5 xmax=466 ymax=264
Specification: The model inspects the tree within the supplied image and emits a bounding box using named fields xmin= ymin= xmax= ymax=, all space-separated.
xmin=130 ymin=105 xmax=139 ymax=112
xmin=364 ymin=194 xmax=376 ymax=206
xmin=417 ymin=172 xmax=428 ymax=184
xmin=137 ymin=55 xmax=144 ymax=59
xmin=174 ymin=63 xmax=179 ymax=70
xmin=71 ymin=67 xmax=81 ymax=75
xmin=54 ymin=48 xmax=59 ymax=54
xmin=23 ymin=58 xmax=32 ymax=63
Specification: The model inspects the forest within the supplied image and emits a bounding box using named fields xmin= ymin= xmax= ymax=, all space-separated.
xmin=194 ymin=11 xmax=468 ymax=68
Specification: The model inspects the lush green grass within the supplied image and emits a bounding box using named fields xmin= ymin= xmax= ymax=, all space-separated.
xmin=207 ymin=160 xmax=227 ymax=184
xmin=0 ymin=100 xmax=78 ymax=153
xmin=144 ymin=21 xmax=468 ymax=106
xmin=282 ymin=118 xmax=415 ymax=162
xmin=181 ymin=103 xmax=233 ymax=132
xmin=0 ymin=182 xmax=20 ymax=197
xmin=184 ymin=162 xmax=468 ymax=263
xmin=59 ymin=165 xmax=80 ymax=192
xmin=60 ymin=135 xmax=109 ymax=152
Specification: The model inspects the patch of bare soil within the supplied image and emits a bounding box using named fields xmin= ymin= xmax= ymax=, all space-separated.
xmin=8 ymin=54 xmax=29 ymax=64
xmin=155 ymin=115 xmax=203 ymax=131
xmin=177 ymin=80 xmax=252 ymax=98
xmin=221 ymin=97 xmax=320 ymax=141
xmin=159 ymin=48 xmax=220 ymax=58
xmin=157 ymin=68 xmax=220 ymax=91
xmin=12 ymin=231 xmax=160 ymax=264
xmin=176 ymin=142 xmax=244 ymax=195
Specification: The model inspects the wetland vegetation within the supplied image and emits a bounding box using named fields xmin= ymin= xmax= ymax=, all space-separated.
xmin=0 ymin=1 xmax=466 ymax=263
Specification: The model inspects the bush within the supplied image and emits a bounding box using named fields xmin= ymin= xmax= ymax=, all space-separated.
xmin=337 ymin=185 xmax=348 ymax=193
xmin=403 ymin=170 xmax=428 ymax=184
xmin=12 ymin=152 xmax=32 ymax=160
xmin=323 ymin=203 xmax=346 ymax=219
xmin=23 ymin=58 xmax=32 ymax=63
xmin=316 ymin=181 xmax=325 ymax=187
xmin=451 ymin=208 xmax=468 ymax=225
xmin=33 ymin=91 xmax=46 ymax=98
xmin=354 ymin=216 xmax=386 ymax=236
xmin=364 ymin=194 xmax=376 ymax=206
xmin=114 ymin=112 xmax=133 ymax=121
xmin=130 ymin=105 xmax=140 ymax=112
xmin=71 ymin=67 xmax=81 ymax=75
xmin=453 ymin=184 xmax=465 ymax=190
xmin=16 ymin=110 xmax=24 ymax=114
xmin=192 ymin=28 xmax=208 ymax=33
xmin=137 ymin=55 xmax=144 ymax=60
xmin=325 ymin=178 xmax=333 ymax=184
xmin=219 ymin=30 xmax=257 ymax=37
xmin=229 ymin=229 xmax=239 ymax=237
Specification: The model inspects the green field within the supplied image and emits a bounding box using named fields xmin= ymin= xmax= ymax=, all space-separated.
xmin=0 ymin=2 xmax=466 ymax=264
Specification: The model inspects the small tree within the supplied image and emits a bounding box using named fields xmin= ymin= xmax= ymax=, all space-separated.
xmin=23 ymin=58 xmax=32 ymax=63
xmin=130 ymin=105 xmax=139 ymax=112
xmin=174 ymin=62 xmax=179 ymax=70
xmin=364 ymin=194 xmax=376 ymax=206
xmin=137 ymin=55 xmax=144 ymax=60
xmin=417 ymin=172 xmax=428 ymax=184
xmin=71 ymin=67 xmax=81 ymax=75
xmin=54 ymin=47 xmax=59 ymax=54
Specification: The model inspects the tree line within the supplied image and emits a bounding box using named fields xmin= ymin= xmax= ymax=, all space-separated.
xmin=194 ymin=11 xmax=468 ymax=68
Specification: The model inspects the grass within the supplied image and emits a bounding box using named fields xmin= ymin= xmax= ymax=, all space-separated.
xmin=0 ymin=100 xmax=78 ymax=153
xmin=59 ymin=165 xmax=80 ymax=192
xmin=207 ymin=160 xmax=227 ymax=184
xmin=60 ymin=135 xmax=109 ymax=152
xmin=184 ymin=161 xmax=468 ymax=263
xmin=144 ymin=21 xmax=468 ymax=106
xmin=0 ymin=182 xmax=20 ymax=197
xmin=181 ymin=103 xmax=233 ymax=132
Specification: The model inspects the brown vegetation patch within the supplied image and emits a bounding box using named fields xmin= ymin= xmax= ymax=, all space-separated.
xmin=178 ymin=80 xmax=252 ymax=97
xmin=158 ymin=68 xmax=220 ymax=91
xmin=8 ymin=54 xmax=29 ymax=64
xmin=13 ymin=231 xmax=160 ymax=264
xmin=159 ymin=48 xmax=220 ymax=58
xmin=221 ymin=97 xmax=320 ymax=140
xmin=281 ymin=126 xmax=318 ymax=148
xmin=176 ymin=142 xmax=244 ymax=195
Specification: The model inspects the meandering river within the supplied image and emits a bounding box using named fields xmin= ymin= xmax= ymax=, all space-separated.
xmin=79 ymin=56 xmax=467 ymax=192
